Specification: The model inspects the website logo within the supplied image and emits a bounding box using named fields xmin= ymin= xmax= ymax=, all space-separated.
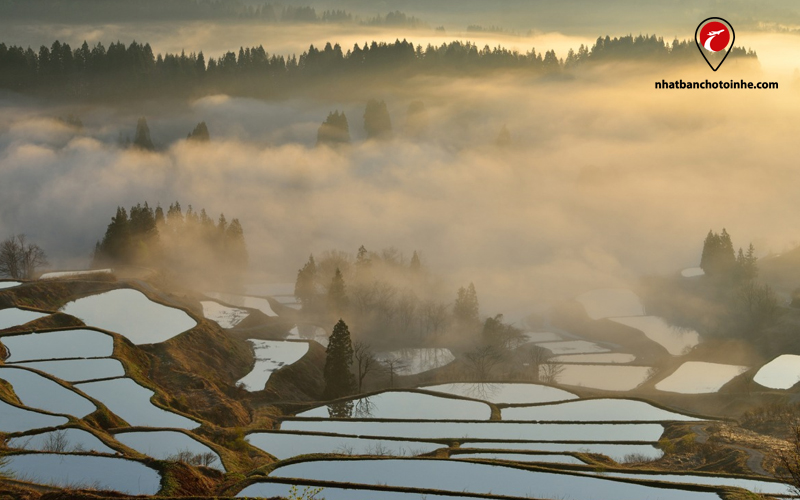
xmin=696 ymin=18 xmax=735 ymax=71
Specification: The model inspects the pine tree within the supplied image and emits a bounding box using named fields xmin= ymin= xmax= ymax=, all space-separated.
xmin=327 ymin=267 xmax=349 ymax=317
xmin=410 ymin=251 xmax=421 ymax=272
xmin=317 ymin=110 xmax=350 ymax=146
xmin=225 ymin=218 xmax=248 ymax=279
xmin=700 ymin=229 xmax=718 ymax=274
xmin=496 ymin=124 xmax=512 ymax=147
xmin=295 ymin=254 xmax=318 ymax=311
xmin=133 ymin=117 xmax=155 ymax=150
xmin=454 ymin=282 xmax=480 ymax=328
xmin=364 ymin=99 xmax=392 ymax=139
xmin=187 ymin=121 xmax=210 ymax=142
xmin=323 ymin=319 xmax=356 ymax=399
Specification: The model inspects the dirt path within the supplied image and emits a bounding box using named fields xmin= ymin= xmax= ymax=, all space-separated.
xmin=691 ymin=423 xmax=770 ymax=477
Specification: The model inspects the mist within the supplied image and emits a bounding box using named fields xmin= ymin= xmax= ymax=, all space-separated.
xmin=0 ymin=44 xmax=797 ymax=314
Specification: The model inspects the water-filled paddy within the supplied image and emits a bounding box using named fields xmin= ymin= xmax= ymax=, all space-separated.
xmin=610 ymin=316 xmax=700 ymax=356
xmin=550 ymin=364 xmax=653 ymax=391
xmin=0 ymin=280 xmax=21 ymax=289
xmin=4 ymin=453 xmax=161 ymax=495
xmin=269 ymin=459 xmax=720 ymax=500
xmin=287 ymin=325 xmax=329 ymax=346
xmin=237 ymin=340 xmax=309 ymax=391
xmin=15 ymin=358 xmax=125 ymax=382
xmin=0 ymin=399 xmax=69 ymax=433
xmin=681 ymin=268 xmax=705 ymax=278
xmin=655 ymin=362 xmax=748 ymax=394
xmin=296 ymin=391 xmax=491 ymax=420
xmin=536 ymin=340 xmax=610 ymax=355
xmin=597 ymin=471 xmax=792 ymax=496
xmin=464 ymin=442 xmax=664 ymax=462
xmin=237 ymin=482 xmax=484 ymax=500
xmin=116 ymin=430 xmax=224 ymax=470
xmin=200 ymin=300 xmax=249 ymax=329
xmin=575 ymin=289 xmax=645 ymax=320
xmin=0 ymin=308 xmax=49 ymax=330
xmin=374 ymin=348 xmax=455 ymax=375
xmin=0 ymin=367 xmax=96 ymax=417
xmin=39 ymin=269 xmax=112 ymax=279
xmin=422 ymin=382 xmax=577 ymax=405
xmin=753 ymin=354 xmax=800 ymax=389
xmin=76 ymin=378 xmax=199 ymax=429
xmin=454 ymin=452 xmax=586 ymax=464
xmin=280 ymin=420 xmax=664 ymax=442
xmin=2 ymin=329 xmax=115 ymax=362
xmin=552 ymin=353 xmax=636 ymax=364
xmin=8 ymin=428 xmax=116 ymax=454
xmin=204 ymin=292 xmax=277 ymax=317
xmin=521 ymin=332 xmax=562 ymax=343
xmin=61 ymin=289 xmax=197 ymax=344
xmin=501 ymin=399 xmax=700 ymax=422
xmin=248 ymin=431 xmax=441 ymax=459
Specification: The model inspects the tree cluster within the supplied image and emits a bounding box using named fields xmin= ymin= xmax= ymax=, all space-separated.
xmin=0 ymin=1 xmax=424 ymax=27
xmin=700 ymin=228 xmax=758 ymax=281
xmin=92 ymin=201 xmax=247 ymax=286
xmin=0 ymin=36 xmax=758 ymax=98
xmin=316 ymin=111 xmax=350 ymax=146
xmin=294 ymin=247 xmax=463 ymax=349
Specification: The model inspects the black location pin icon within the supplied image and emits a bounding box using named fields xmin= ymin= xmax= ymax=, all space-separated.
xmin=696 ymin=18 xmax=735 ymax=71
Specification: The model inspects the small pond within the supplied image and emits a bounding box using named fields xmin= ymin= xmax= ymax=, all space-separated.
xmin=453 ymin=452 xmax=586 ymax=464
xmin=296 ymin=391 xmax=491 ymax=420
xmin=0 ymin=399 xmax=69 ymax=433
xmin=4 ymin=453 xmax=161 ymax=495
xmin=248 ymin=431 xmax=441 ymax=459
xmin=116 ymin=430 xmax=224 ymax=471
xmin=536 ymin=340 xmax=610 ymax=355
xmin=576 ymin=289 xmax=645 ymax=320
xmin=655 ymin=362 xmax=748 ymax=394
xmin=76 ymin=378 xmax=199 ymax=429
xmin=681 ymin=268 xmax=705 ymax=278
xmin=200 ymin=300 xmax=249 ymax=328
xmin=238 ymin=482 xmax=484 ymax=500
xmin=15 ymin=358 xmax=125 ymax=382
xmin=610 ymin=316 xmax=699 ymax=356
xmin=2 ymin=328 xmax=115 ymax=362
xmin=8 ymin=428 xmax=116 ymax=454
xmin=422 ymin=382 xmax=577 ymax=405
xmin=204 ymin=292 xmax=277 ymax=317
xmin=753 ymin=354 xmax=800 ymax=389
xmin=237 ymin=340 xmax=309 ymax=391
xmin=596 ymin=471 xmax=792 ymax=496
xmin=501 ymin=399 xmax=700 ymax=422
xmin=0 ymin=280 xmax=21 ymax=289
xmin=463 ymin=441 xmax=664 ymax=462
xmin=269 ymin=459 xmax=720 ymax=500
xmin=552 ymin=353 xmax=636 ymax=364
xmin=550 ymin=364 xmax=653 ymax=391
xmin=0 ymin=366 xmax=96 ymax=417
xmin=61 ymin=289 xmax=196 ymax=344
xmin=287 ymin=325 xmax=329 ymax=347
xmin=280 ymin=420 xmax=664 ymax=442
xmin=373 ymin=348 xmax=455 ymax=376
xmin=0 ymin=308 xmax=49 ymax=330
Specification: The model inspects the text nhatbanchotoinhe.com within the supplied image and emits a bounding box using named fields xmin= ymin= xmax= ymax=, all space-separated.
xmin=655 ymin=79 xmax=778 ymax=89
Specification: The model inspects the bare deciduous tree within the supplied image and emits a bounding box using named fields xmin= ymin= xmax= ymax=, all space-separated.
xmin=523 ymin=345 xmax=550 ymax=381
xmin=0 ymin=234 xmax=48 ymax=279
xmin=353 ymin=340 xmax=377 ymax=392
xmin=381 ymin=355 xmax=409 ymax=388
xmin=464 ymin=344 xmax=504 ymax=380
xmin=539 ymin=361 xmax=565 ymax=384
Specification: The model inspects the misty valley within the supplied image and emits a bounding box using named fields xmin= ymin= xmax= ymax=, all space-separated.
xmin=2 ymin=1 xmax=800 ymax=499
